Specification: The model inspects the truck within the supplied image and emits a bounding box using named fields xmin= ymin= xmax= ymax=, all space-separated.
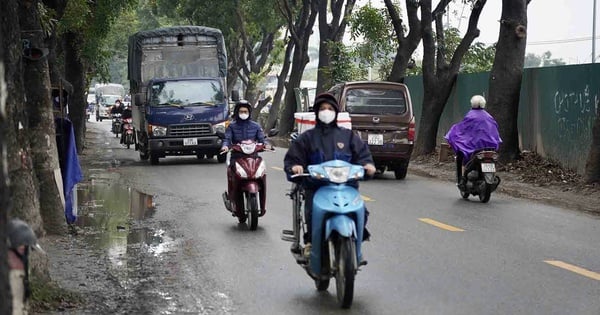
xmin=94 ymin=83 xmax=125 ymax=121
xmin=128 ymin=26 xmax=232 ymax=165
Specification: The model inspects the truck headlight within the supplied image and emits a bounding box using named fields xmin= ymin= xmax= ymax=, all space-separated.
xmin=212 ymin=121 xmax=227 ymax=134
xmin=151 ymin=125 xmax=167 ymax=137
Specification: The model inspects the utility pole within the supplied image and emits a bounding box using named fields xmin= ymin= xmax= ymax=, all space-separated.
xmin=594 ymin=0 xmax=597 ymax=63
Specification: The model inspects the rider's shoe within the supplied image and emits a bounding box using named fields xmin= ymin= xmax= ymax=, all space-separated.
xmin=303 ymin=243 xmax=312 ymax=258
xmin=259 ymin=208 xmax=266 ymax=216
xmin=363 ymin=228 xmax=371 ymax=241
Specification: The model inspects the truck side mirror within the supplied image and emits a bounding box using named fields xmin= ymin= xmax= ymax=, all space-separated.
xmin=231 ymin=90 xmax=240 ymax=102
xmin=134 ymin=93 xmax=145 ymax=106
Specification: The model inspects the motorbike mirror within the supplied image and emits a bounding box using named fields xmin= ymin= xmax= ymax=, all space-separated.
xmin=267 ymin=128 xmax=279 ymax=137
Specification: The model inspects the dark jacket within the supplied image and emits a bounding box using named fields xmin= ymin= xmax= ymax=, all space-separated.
xmin=110 ymin=105 xmax=123 ymax=115
xmin=223 ymin=119 xmax=266 ymax=148
xmin=284 ymin=123 xmax=373 ymax=184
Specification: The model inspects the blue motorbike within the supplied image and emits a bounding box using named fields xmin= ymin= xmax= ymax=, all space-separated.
xmin=282 ymin=160 xmax=367 ymax=308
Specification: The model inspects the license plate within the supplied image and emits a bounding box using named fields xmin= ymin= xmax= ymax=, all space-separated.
xmin=183 ymin=138 xmax=198 ymax=146
xmin=481 ymin=163 xmax=496 ymax=172
xmin=367 ymin=134 xmax=384 ymax=146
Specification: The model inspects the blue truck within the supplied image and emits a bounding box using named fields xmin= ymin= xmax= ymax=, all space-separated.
xmin=128 ymin=26 xmax=234 ymax=165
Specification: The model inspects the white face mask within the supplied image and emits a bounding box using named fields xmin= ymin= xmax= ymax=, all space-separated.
xmin=238 ymin=113 xmax=249 ymax=120
xmin=318 ymin=109 xmax=336 ymax=124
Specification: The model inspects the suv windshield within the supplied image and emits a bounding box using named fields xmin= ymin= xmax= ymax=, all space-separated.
xmin=346 ymin=88 xmax=407 ymax=115
xmin=150 ymin=80 xmax=224 ymax=107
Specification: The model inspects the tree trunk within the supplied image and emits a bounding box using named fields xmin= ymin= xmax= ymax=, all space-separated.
xmin=415 ymin=0 xmax=486 ymax=156
xmin=266 ymin=37 xmax=295 ymax=131
xmin=279 ymin=0 xmax=318 ymax=135
xmin=0 ymin=1 xmax=14 ymax=312
xmin=316 ymin=0 xmax=356 ymax=93
xmin=64 ymin=32 xmax=87 ymax=153
xmin=385 ymin=0 xmax=422 ymax=83
xmin=19 ymin=0 xmax=67 ymax=235
xmin=585 ymin=113 xmax=600 ymax=183
xmin=414 ymin=76 xmax=455 ymax=155
xmin=486 ymin=0 xmax=529 ymax=163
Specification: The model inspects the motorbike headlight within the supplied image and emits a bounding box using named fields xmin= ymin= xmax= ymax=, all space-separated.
xmin=240 ymin=142 xmax=257 ymax=155
xmin=324 ymin=166 xmax=350 ymax=184
xmin=235 ymin=162 xmax=248 ymax=178
xmin=255 ymin=160 xmax=266 ymax=178
xmin=151 ymin=125 xmax=167 ymax=137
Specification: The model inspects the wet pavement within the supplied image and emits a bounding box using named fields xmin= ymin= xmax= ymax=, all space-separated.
xmin=38 ymin=117 xmax=600 ymax=315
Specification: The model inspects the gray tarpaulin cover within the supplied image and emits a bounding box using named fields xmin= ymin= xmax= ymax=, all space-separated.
xmin=128 ymin=26 xmax=227 ymax=90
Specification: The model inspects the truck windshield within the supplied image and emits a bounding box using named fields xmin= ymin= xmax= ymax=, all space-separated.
xmin=345 ymin=88 xmax=407 ymax=115
xmin=149 ymin=80 xmax=224 ymax=107
xmin=101 ymin=95 xmax=121 ymax=106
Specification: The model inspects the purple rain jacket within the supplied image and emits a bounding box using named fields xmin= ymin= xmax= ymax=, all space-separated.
xmin=444 ymin=108 xmax=502 ymax=163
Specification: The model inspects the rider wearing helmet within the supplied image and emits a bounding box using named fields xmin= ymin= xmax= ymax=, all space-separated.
xmin=220 ymin=100 xmax=269 ymax=214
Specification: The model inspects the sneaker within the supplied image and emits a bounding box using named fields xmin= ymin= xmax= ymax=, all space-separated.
xmin=303 ymin=243 xmax=312 ymax=258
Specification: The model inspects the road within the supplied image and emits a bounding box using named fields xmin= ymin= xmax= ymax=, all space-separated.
xmin=65 ymin=119 xmax=600 ymax=315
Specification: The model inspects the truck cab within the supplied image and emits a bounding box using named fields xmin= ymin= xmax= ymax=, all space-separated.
xmin=133 ymin=77 xmax=229 ymax=164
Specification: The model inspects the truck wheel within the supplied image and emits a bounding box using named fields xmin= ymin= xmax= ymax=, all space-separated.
xmin=217 ymin=154 xmax=227 ymax=163
xmin=150 ymin=153 xmax=159 ymax=165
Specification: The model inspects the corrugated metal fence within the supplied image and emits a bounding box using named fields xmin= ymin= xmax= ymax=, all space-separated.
xmin=404 ymin=63 xmax=600 ymax=174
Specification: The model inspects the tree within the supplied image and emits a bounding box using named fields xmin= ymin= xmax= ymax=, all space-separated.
xmin=415 ymin=0 xmax=487 ymax=155
xmin=486 ymin=0 xmax=530 ymax=162
xmin=0 ymin=1 xmax=13 ymax=312
xmin=385 ymin=0 xmax=422 ymax=82
xmin=19 ymin=0 xmax=66 ymax=235
xmin=278 ymin=0 xmax=318 ymax=135
xmin=315 ymin=0 xmax=356 ymax=93
xmin=266 ymin=33 xmax=295 ymax=131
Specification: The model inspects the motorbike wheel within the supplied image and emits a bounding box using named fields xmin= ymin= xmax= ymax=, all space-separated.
xmin=335 ymin=237 xmax=355 ymax=308
xmin=479 ymin=183 xmax=492 ymax=203
xmin=247 ymin=193 xmax=259 ymax=230
xmin=315 ymin=278 xmax=330 ymax=291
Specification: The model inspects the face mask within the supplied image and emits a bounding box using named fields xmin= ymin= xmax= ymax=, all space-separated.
xmin=318 ymin=109 xmax=336 ymax=124
xmin=238 ymin=113 xmax=249 ymax=120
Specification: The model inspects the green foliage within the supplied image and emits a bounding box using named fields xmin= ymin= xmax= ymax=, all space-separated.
xmin=349 ymin=2 xmax=395 ymax=66
xmin=524 ymin=51 xmax=566 ymax=68
xmin=441 ymin=27 xmax=495 ymax=73
xmin=320 ymin=41 xmax=366 ymax=89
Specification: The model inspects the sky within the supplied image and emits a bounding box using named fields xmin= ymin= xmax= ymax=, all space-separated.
xmin=347 ymin=0 xmax=600 ymax=65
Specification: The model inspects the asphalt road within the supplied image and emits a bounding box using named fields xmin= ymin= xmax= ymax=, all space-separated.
xmin=80 ymin=119 xmax=599 ymax=315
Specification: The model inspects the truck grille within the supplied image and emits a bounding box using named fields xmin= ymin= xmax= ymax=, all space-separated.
xmin=169 ymin=123 xmax=213 ymax=137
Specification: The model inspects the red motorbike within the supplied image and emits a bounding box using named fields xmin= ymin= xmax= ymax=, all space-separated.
xmin=122 ymin=117 xmax=135 ymax=149
xmin=221 ymin=140 xmax=270 ymax=230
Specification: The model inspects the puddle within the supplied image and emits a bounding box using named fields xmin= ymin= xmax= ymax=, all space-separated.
xmin=76 ymin=183 xmax=176 ymax=266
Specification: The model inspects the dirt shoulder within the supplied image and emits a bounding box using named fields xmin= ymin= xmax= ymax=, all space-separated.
xmin=270 ymin=136 xmax=600 ymax=215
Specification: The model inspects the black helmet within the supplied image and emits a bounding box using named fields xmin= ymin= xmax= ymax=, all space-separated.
xmin=7 ymin=219 xmax=44 ymax=253
xmin=313 ymin=93 xmax=339 ymax=114
xmin=233 ymin=100 xmax=252 ymax=118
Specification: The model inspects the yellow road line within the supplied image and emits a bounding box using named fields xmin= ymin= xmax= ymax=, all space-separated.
xmin=544 ymin=260 xmax=600 ymax=281
xmin=271 ymin=166 xmax=284 ymax=171
xmin=361 ymin=195 xmax=375 ymax=202
xmin=418 ymin=218 xmax=465 ymax=232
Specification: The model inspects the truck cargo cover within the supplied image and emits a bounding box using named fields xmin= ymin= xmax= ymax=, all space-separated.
xmin=128 ymin=26 xmax=227 ymax=90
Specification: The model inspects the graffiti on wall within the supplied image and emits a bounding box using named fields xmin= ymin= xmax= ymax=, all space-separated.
xmin=554 ymin=85 xmax=599 ymax=142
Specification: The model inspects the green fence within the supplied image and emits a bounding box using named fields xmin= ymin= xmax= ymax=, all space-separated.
xmin=404 ymin=63 xmax=600 ymax=174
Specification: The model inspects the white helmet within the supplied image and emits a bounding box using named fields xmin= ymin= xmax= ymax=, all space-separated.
xmin=470 ymin=95 xmax=486 ymax=109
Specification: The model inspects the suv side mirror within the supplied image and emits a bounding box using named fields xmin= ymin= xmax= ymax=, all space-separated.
xmin=231 ymin=90 xmax=240 ymax=102
xmin=134 ymin=93 xmax=145 ymax=106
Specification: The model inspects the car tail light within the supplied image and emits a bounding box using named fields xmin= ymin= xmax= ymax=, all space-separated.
xmin=408 ymin=117 xmax=415 ymax=142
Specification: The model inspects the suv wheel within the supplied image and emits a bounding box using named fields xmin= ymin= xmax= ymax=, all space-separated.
xmin=394 ymin=162 xmax=409 ymax=180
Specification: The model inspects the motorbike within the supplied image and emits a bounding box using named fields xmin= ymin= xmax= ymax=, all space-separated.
xmin=111 ymin=113 xmax=122 ymax=138
xmin=458 ymin=148 xmax=501 ymax=203
xmin=221 ymin=140 xmax=270 ymax=230
xmin=282 ymin=160 xmax=367 ymax=309
xmin=121 ymin=117 xmax=135 ymax=149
